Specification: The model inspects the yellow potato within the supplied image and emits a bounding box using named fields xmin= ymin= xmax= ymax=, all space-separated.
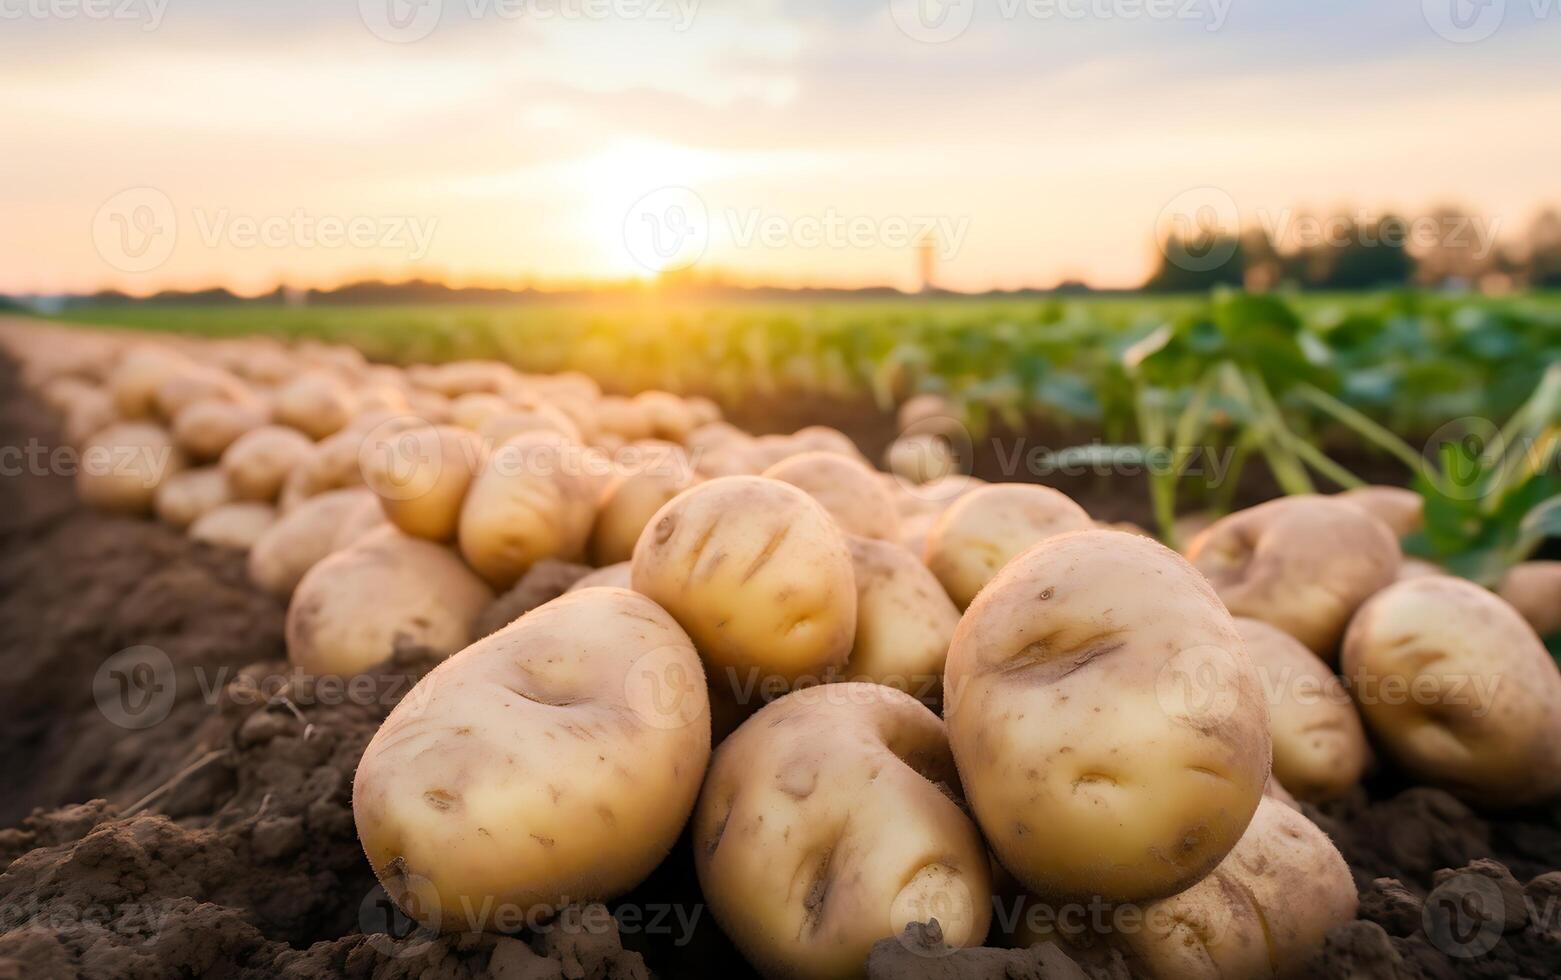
xmin=172 ymin=398 xmax=268 ymax=461
xmin=1496 ymin=561 xmax=1561 ymax=637
xmin=221 ymin=425 xmax=315 ymax=502
xmin=248 ymin=487 xmax=378 ymax=597
xmin=1234 ymin=617 xmax=1367 ymax=802
xmin=885 ymin=434 xmax=958 ymax=486
xmin=61 ymin=386 xmax=118 ymax=446
xmin=476 ymin=405 xmax=582 ymax=446
xmin=109 ymin=346 xmax=195 ymax=418
xmin=188 ymin=502 xmax=276 ymax=551
xmin=272 ymin=372 xmax=358 ymax=440
xmin=590 ymin=448 xmax=700 ymax=566
xmin=1339 ymin=484 xmax=1424 ymax=538
xmin=764 ymin=451 xmax=901 ymax=541
xmin=1186 ymin=496 xmax=1401 ymax=659
xmin=353 ymin=588 xmax=710 ymax=931
xmin=845 ymin=537 xmax=960 ymax=702
xmin=923 ymin=484 xmax=1092 ymax=608
xmin=945 ymin=530 xmax=1270 ymax=903
xmin=631 ymin=476 xmax=857 ymax=694
xmin=457 ymin=431 xmax=601 ymax=588
xmin=152 ymin=365 xmax=251 ymax=422
xmin=153 ymin=466 xmax=233 ymax=529
xmin=694 ymin=683 xmax=991 ymax=978
xmin=76 ymin=421 xmax=187 ymax=515
xmin=286 ymin=527 xmax=493 ymax=676
xmin=634 ymin=390 xmax=697 ymax=443
xmin=1342 ymin=576 xmax=1561 ymax=807
xmin=361 ymin=424 xmax=485 ymax=542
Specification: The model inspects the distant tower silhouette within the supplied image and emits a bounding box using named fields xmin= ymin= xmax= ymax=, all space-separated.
xmin=916 ymin=233 xmax=937 ymax=293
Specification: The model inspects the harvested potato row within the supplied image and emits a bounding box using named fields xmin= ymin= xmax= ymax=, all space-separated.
xmin=354 ymin=588 xmax=710 ymax=932
xmin=1186 ymin=495 xmax=1401 ymax=659
xmin=695 ymin=683 xmax=991 ymax=978
xmin=945 ymin=529 xmax=1271 ymax=903
xmin=1343 ymin=576 xmax=1561 ymax=807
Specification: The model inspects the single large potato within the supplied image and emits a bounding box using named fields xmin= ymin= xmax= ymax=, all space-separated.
xmin=354 ymin=588 xmax=710 ymax=931
xmin=248 ymin=487 xmax=378 ymax=597
xmin=1186 ymin=496 xmax=1401 ymax=659
xmin=945 ymin=530 xmax=1270 ymax=903
xmin=152 ymin=365 xmax=251 ymax=422
xmin=1234 ymin=617 xmax=1367 ymax=802
xmin=764 ymin=451 xmax=901 ymax=541
xmin=109 ymin=346 xmax=195 ymax=418
xmin=694 ymin=683 xmax=991 ymax=978
xmin=923 ymin=483 xmax=1092 ymax=608
xmin=361 ymin=424 xmax=485 ymax=542
xmin=272 ymin=372 xmax=358 ymax=440
xmin=1342 ymin=576 xmax=1561 ymax=807
xmin=172 ymin=398 xmax=268 ymax=461
xmin=845 ymin=536 xmax=960 ymax=703
xmin=188 ymin=501 xmax=276 ymax=551
xmin=77 ymin=421 xmax=187 ymax=515
xmin=631 ymin=476 xmax=857 ymax=694
xmin=457 ymin=431 xmax=601 ymax=588
xmin=590 ymin=447 xmax=700 ymax=566
xmin=153 ymin=466 xmax=233 ymax=529
xmin=1497 ymin=561 xmax=1561 ymax=637
xmin=287 ymin=527 xmax=493 ymax=676
xmin=221 ymin=425 xmax=315 ymax=502
xmin=1338 ymin=485 xmax=1423 ymax=538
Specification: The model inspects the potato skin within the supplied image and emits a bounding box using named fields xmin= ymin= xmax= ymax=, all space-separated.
xmin=153 ymin=466 xmax=233 ymax=529
xmin=1496 ymin=561 xmax=1561 ymax=637
xmin=221 ymin=425 xmax=315 ymax=502
xmin=567 ymin=562 xmax=632 ymax=592
xmin=77 ymin=422 xmax=187 ymax=515
xmin=590 ymin=448 xmax=699 ymax=566
xmin=353 ymin=588 xmax=710 ymax=931
xmin=188 ymin=502 xmax=276 ymax=551
xmin=272 ymin=372 xmax=357 ymax=440
xmin=764 ymin=452 xmax=901 ymax=542
xmin=1234 ymin=617 xmax=1367 ymax=802
xmin=361 ymin=424 xmax=484 ymax=542
xmin=845 ymin=536 xmax=959 ymax=702
xmin=248 ymin=487 xmax=377 ymax=597
xmin=1342 ymin=576 xmax=1561 ymax=807
xmin=923 ymin=484 xmax=1092 ymax=608
xmin=694 ymin=683 xmax=991 ymax=979
xmin=631 ymin=476 xmax=857 ymax=693
xmin=286 ymin=527 xmax=493 ymax=676
xmin=457 ymin=431 xmax=600 ymax=588
xmin=172 ymin=398 xmax=267 ymax=461
xmin=944 ymin=530 xmax=1270 ymax=903
xmin=1186 ymin=496 xmax=1401 ymax=659
xmin=1339 ymin=485 xmax=1424 ymax=538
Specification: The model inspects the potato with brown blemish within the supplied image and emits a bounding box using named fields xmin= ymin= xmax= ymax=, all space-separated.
xmin=1496 ymin=561 xmax=1561 ymax=637
xmin=361 ymin=424 xmax=485 ymax=542
xmin=248 ymin=488 xmax=378 ymax=597
xmin=1186 ymin=496 xmax=1401 ymax=659
xmin=1342 ymin=576 xmax=1561 ymax=807
xmin=354 ymin=588 xmax=710 ymax=931
xmin=764 ymin=451 xmax=901 ymax=542
xmin=77 ymin=421 xmax=187 ymax=515
xmin=287 ymin=526 xmax=493 ymax=676
xmin=1235 ymin=617 xmax=1368 ymax=802
xmin=1338 ymin=484 xmax=1424 ymax=538
xmin=590 ymin=447 xmax=700 ymax=566
xmin=923 ymin=483 xmax=1092 ymax=608
xmin=944 ymin=529 xmax=1270 ymax=903
xmin=694 ymin=683 xmax=991 ymax=979
xmin=631 ymin=476 xmax=857 ymax=692
xmin=844 ymin=537 xmax=960 ymax=703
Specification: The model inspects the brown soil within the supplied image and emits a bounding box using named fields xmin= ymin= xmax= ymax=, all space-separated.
xmin=0 ymin=350 xmax=1557 ymax=979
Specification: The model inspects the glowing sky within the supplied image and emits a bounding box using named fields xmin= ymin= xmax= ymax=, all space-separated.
xmin=3 ymin=0 xmax=1558 ymax=295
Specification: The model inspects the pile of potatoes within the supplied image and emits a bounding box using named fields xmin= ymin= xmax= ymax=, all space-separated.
xmin=14 ymin=326 xmax=1561 ymax=980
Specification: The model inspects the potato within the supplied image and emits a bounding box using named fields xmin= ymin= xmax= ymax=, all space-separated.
xmin=272 ymin=372 xmax=357 ymax=440
xmin=632 ymin=476 xmax=857 ymax=692
xmin=476 ymin=406 xmax=582 ymax=446
xmin=287 ymin=527 xmax=493 ymax=676
xmin=76 ymin=421 xmax=187 ymax=515
xmin=61 ymin=387 xmax=118 ymax=446
xmin=1397 ymin=557 xmax=1446 ymax=581
xmin=944 ymin=530 xmax=1270 ymax=903
xmin=1234 ymin=617 xmax=1367 ymax=802
xmin=248 ymin=488 xmax=378 ymax=597
xmin=172 ymin=398 xmax=267 ymax=460
xmin=1185 ymin=496 xmax=1401 ymax=659
xmin=334 ymin=492 xmax=390 ymax=549
xmin=109 ymin=346 xmax=194 ymax=418
xmin=593 ymin=396 xmax=653 ymax=440
xmin=221 ymin=425 xmax=315 ymax=502
xmin=1496 ymin=561 xmax=1561 ymax=637
xmin=1342 ymin=576 xmax=1561 ymax=807
xmin=923 ymin=484 xmax=1092 ymax=608
xmin=353 ymin=588 xmax=710 ymax=931
xmin=790 ymin=425 xmax=864 ymax=461
xmin=567 ymin=562 xmax=632 ymax=592
xmin=885 ymin=434 xmax=957 ymax=486
xmin=153 ymin=466 xmax=233 ymax=529
xmin=1028 ymin=798 xmax=1355 ymax=979
xmin=763 ymin=452 xmax=901 ymax=542
xmin=361 ymin=424 xmax=485 ymax=542
xmin=694 ymin=683 xmax=991 ymax=978
xmin=590 ymin=448 xmax=700 ymax=566
xmin=188 ymin=501 xmax=276 ymax=551
xmin=152 ymin=365 xmax=250 ymax=421
xmin=845 ymin=537 xmax=959 ymax=702
xmin=457 ymin=431 xmax=601 ymax=589
xmin=447 ymin=392 xmax=511 ymax=431
xmin=634 ymin=390 xmax=697 ymax=442
xmin=1339 ymin=485 xmax=1423 ymax=538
